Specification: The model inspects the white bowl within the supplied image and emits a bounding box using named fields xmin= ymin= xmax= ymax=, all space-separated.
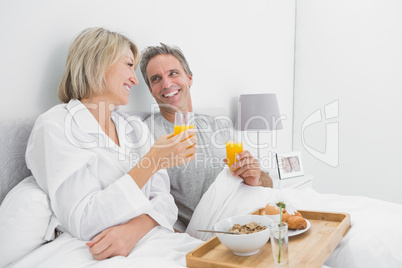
xmin=214 ymin=215 xmax=273 ymax=256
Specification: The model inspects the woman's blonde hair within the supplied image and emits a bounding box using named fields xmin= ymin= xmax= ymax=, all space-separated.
xmin=58 ymin=27 xmax=139 ymax=103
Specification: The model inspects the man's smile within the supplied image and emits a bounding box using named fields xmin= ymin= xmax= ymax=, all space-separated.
xmin=162 ymin=89 xmax=180 ymax=98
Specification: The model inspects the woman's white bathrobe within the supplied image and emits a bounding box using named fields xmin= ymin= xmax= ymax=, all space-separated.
xmin=9 ymin=99 xmax=202 ymax=268
xmin=25 ymin=99 xmax=177 ymax=240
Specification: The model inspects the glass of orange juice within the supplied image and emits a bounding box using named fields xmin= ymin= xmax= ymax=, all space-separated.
xmin=226 ymin=130 xmax=243 ymax=171
xmin=174 ymin=112 xmax=195 ymax=136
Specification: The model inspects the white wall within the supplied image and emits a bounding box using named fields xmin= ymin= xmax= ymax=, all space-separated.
xmin=0 ymin=0 xmax=295 ymax=167
xmin=294 ymin=0 xmax=402 ymax=203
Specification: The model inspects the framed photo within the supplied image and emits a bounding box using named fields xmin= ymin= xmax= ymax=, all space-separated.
xmin=276 ymin=152 xmax=304 ymax=179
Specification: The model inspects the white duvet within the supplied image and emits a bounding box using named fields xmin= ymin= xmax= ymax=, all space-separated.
xmin=9 ymin=227 xmax=203 ymax=268
xmin=9 ymin=168 xmax=402 ymax=268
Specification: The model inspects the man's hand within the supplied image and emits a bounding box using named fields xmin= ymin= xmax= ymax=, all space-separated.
xmin=86 ymin=214 xmax=158 ymax=260
xmin=224 ymin=150 xmax=261 ymax=185
xmin=224 ymin=150 xmax=273 ymax=187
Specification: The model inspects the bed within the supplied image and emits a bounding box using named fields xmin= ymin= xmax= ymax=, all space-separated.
xmin=0 ymin=117 xmax=401 ymax=267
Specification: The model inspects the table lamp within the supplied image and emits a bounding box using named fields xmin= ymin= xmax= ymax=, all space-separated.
xmin=234 ymin=93 xmax=283 ymax=160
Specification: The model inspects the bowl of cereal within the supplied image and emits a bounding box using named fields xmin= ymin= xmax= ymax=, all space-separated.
xmin=213 ymin=215 xmax=273 ymax=256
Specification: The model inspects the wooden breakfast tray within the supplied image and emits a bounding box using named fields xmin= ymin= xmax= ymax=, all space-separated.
xmin=186 ymin=209 xmax=351 ymax=268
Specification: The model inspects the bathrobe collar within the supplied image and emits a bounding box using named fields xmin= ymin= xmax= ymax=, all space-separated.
xmin=65 ymin=99 xmax=134 ymax=136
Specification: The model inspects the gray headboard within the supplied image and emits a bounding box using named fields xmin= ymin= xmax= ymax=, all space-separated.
xmin=0 ymin=119 xmax=35 ymax=204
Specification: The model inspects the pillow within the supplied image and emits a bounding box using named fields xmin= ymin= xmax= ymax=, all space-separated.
xmin=0 ymin=176 xmax=52 ymax=267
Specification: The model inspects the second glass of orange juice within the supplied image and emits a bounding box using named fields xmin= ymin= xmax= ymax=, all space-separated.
xmin=226 ymin=131 xmax=243 ymax=171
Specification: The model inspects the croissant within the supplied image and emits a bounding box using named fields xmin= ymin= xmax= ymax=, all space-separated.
xmin=286 ymin=216 xmax=307 ymax=230
xmin=282 ymin=211 xmax=302 ymax=223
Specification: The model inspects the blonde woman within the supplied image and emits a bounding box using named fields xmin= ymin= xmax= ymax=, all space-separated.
xmin=23 ymin=27 xmax=199 ymax=263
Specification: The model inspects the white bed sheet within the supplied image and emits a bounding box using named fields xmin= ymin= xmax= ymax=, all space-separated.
xmin=8 ymin=167 xmax=402 ymax=267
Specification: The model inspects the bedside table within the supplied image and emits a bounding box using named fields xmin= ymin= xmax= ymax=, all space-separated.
xmin=268 ymin=171 xmax=313 ymax=189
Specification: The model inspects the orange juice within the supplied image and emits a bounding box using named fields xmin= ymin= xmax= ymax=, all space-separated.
xmin=174 ymin=124 xmax=195 ymax=136
xmin=226 ymin=141 xmax=243 ymax=170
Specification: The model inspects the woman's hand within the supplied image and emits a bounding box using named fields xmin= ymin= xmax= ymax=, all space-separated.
xmin=128 ymin=128 xmax=197 ymax=189
xmin=86 ymin=214 xmax=157 ymax=260
xmin=149 ymin=128 xmax=197 ymax=170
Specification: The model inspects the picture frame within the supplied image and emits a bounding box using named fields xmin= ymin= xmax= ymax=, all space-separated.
xmin=276 ymin=151 xmax=304 ymax=179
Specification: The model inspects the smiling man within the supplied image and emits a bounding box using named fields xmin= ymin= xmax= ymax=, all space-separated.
xmin=140 ymin=43 xmax=273 ymax=231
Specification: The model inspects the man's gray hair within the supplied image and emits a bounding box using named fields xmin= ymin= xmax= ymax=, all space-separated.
xmin=140 ymin=43 xmax=193 ymax=88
